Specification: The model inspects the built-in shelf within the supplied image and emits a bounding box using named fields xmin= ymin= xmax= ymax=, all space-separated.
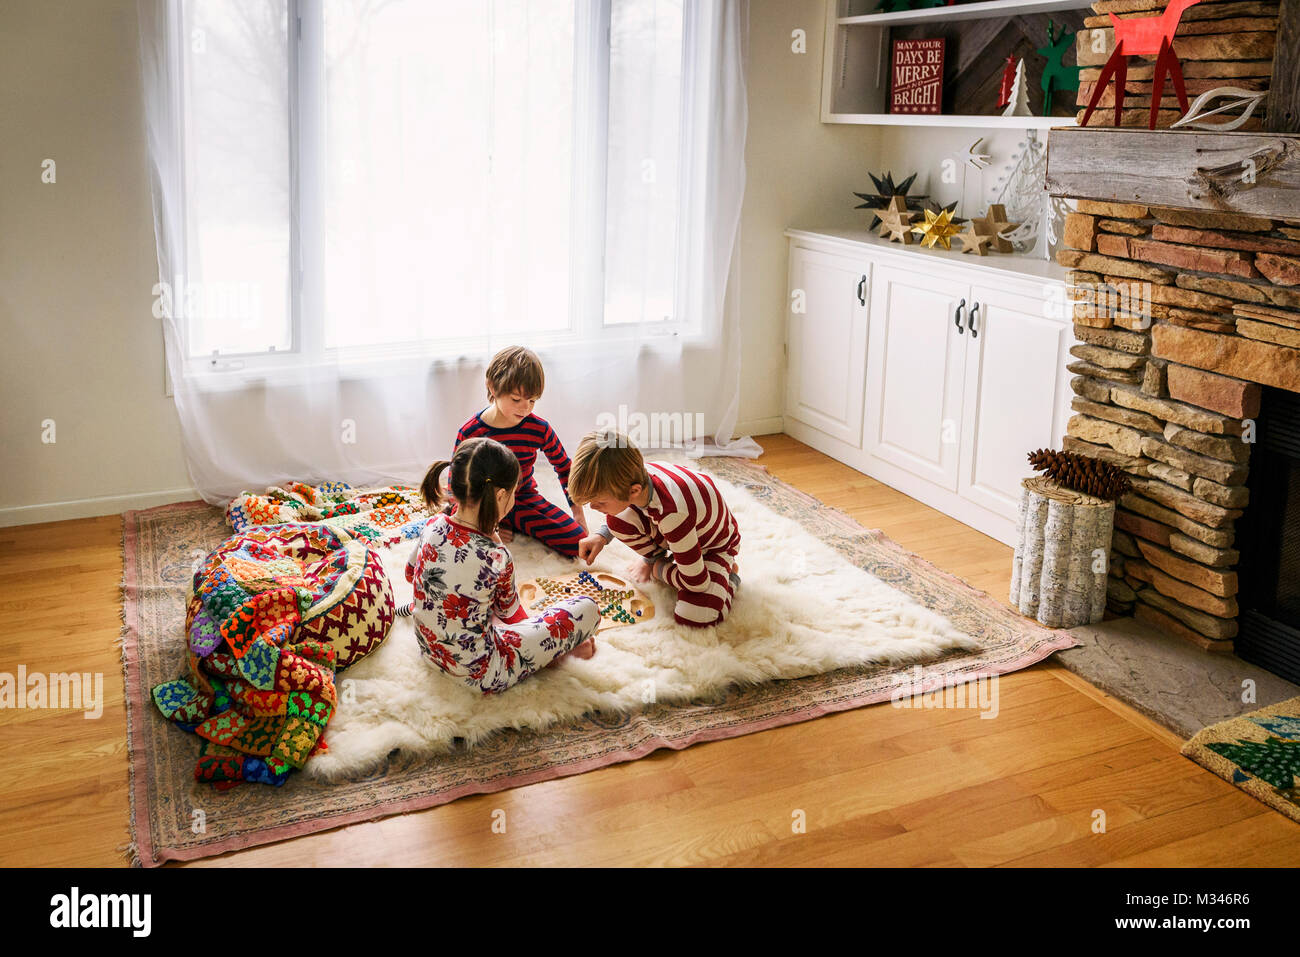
xmin=837 ymin=0 xmax=1094 ymax=28
xmin=821 ymin=0 xmax=1090 ymax=128
xmin=825 ymin=112 xmax=1075 ymax=129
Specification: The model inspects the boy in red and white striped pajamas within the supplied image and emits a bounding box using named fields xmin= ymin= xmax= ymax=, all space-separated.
xmin=570 ymin=430 xmax=741 ymax=628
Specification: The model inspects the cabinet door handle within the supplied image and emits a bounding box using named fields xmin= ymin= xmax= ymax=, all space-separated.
xmin=857 ymin=275 xmax=867 ymax=306
xmin=954 ymin=298 xmax=966 ymax=334
xmin=969 ymin=301 xmax=980 ymax=338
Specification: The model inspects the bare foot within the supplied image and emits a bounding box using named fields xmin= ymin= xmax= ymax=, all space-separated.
xmin=626 ymin=559 xmax=654 ymax=584
xmin=551 ymin=637 xmax=596 ymax=666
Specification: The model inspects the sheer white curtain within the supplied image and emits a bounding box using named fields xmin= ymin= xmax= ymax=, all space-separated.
xmin=138 ymin=0 xmax=753 ymax=506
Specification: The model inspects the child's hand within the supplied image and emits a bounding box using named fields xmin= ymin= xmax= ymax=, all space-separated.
xmin=572 ymin=502 xmax=588 ymax=533
xmin=498 ymin=527 xmax=513 ymax=544
xmin=577 ymin=534 xmax=606 ymax=565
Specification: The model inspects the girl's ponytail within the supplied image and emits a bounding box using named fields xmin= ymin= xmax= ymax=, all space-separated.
xmin=477 ymin=474 xmax=501 ymax=535
xmin=421 ymin=460 xmax=452 ymax=511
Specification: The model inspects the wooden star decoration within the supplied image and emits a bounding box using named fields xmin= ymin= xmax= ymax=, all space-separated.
xmin=956 ymin=222 xmax=994 ymax=256
xmin=973 ymin=204 xmax=1019 ymax=253
xmin=876 ymin=195 xmax=919 ymax=243
xmin=911 ymin=208 xmax=962 ymax=250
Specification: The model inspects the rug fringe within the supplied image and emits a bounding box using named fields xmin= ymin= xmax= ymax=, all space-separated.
xmin=120 ymin=514 xmax=146 ymax=868
xmin=116 ymin=839 xmax=143 ymax=869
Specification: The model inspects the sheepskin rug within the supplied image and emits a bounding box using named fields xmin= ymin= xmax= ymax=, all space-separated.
xmin=304 ymin=466 xmax=981 ymax=781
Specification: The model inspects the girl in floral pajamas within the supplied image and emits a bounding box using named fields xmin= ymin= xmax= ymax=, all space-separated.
xmin=406 ymin=437 xmax=600 ymax=694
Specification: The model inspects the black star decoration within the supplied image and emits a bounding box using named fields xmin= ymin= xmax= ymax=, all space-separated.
xmin=853 ymin=171 xmax=930 ymax=230
xmin=922 ymin=198 xmax=964 ymax=224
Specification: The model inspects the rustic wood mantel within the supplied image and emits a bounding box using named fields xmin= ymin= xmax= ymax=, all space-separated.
xmin=1045 ymin=128 xmax=1300 ymax=218
xmin=1047 ymin=0 xmax=1299 ymax=217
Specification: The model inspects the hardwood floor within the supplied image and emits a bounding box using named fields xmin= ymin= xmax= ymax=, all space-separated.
xmin=1 ymin=433 xmax=1295 ymax=867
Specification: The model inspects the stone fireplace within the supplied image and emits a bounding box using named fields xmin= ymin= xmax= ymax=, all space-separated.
xmin=1052 ymin=199 xmax=1299 ymax=662
xmin=1039 ymin=0 xmax=1299 ymax=678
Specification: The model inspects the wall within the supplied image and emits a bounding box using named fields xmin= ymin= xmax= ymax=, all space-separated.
xmin=873 ymin=125 xmax=1044 ymax=224
xmin=0 ymin=0 xmax=194 ymax=525
xmin=736 ymin=0 xmax=886 ymax=435
xmin=0 ymin=0 xmax=954 ymax=520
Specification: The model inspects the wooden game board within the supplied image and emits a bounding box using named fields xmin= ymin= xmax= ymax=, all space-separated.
xmin=517 ymin=570 xmax=655 ymax=629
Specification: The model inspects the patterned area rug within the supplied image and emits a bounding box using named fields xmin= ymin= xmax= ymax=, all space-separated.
xmin=122 ymin=457 xmax=1078 ymax=865
xmin=1182 ymin=696 xmax=1300 ymax=825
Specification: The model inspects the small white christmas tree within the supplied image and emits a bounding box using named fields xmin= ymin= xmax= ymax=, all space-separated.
xmin=1002 ymin=59 xmax=1031 ymax=117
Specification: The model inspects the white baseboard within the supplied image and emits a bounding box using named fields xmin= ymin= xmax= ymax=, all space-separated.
xmin=783 ymin=417 xmax=1017 ymax=547
xmin=735 ymin=416 xmax=786 ymax=437
xmin=0 ymin=487 xmax=202 ymax=528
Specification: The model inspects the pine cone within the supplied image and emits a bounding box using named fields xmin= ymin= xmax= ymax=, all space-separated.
xmin=1027 ymin=448 xmax=1131 ymax=501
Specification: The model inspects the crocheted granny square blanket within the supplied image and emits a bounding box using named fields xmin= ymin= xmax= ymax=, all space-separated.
xmin=151 ymin=523 xmax=393 ymax=787
xmin=226 ymin=481 xmax=430 ymax=548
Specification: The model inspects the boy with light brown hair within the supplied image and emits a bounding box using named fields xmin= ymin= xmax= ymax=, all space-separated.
xmin=453 ymin=346 xmax=587 ymax=557
xmin=572 ymin=429 xmax=741 ymax=628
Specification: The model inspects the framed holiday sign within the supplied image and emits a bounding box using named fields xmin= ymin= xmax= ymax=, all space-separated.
xmin=890 ymin=38 xmax=945 ymax=115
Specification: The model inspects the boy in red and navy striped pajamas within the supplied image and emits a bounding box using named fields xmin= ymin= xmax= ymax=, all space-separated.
xmin=454 ymin=347 xmax=588 ymax=558
xmin=570 ymin=430 xmax=741 ymax=628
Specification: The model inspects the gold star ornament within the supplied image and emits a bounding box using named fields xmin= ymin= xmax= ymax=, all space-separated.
xmin=910 ymin=208 xmax=962 ymax=250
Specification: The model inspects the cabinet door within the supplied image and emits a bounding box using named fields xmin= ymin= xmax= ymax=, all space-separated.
xmin=864 ymin=263 xmax=970 ymax=492
xmin=785 ymin=245 xmax=871 ymax=447
xmin=958 ymin=283 xmax=1072 ymax=520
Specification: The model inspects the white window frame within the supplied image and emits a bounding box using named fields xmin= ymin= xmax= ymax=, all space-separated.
xmin=179 ymin=0 xmax=693 ymax=382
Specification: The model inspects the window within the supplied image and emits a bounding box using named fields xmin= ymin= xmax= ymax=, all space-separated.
xmin=604 ymin=0 xmax=683 ymax=325
xmin=176 ymin=0 xmax=686 ymax=366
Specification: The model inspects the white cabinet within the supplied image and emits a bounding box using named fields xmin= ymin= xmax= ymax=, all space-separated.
xmin=957 ymin=283 xmax=1074 ymax=519
xmin=783 ymin=228 xmax=1073 ymax=546
xmin=865 ymin=262 xmax=969 ymax=491
xmin=785 ymin=245 xmax=871 ymax=447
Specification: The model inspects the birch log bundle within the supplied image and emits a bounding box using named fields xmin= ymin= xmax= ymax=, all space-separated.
xmin=1010 ymin=476 xmax=1115 ymax=628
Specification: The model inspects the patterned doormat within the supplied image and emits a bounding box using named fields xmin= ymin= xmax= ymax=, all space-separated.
xmin=122 ymin=457 xmax=1078 ymax=865
xmin=1182 ymin=696 xmax=1300 ymax=825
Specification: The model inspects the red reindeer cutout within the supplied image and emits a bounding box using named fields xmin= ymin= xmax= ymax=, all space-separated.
xmin=1081 ymin=0 xmax=1203 ymax=130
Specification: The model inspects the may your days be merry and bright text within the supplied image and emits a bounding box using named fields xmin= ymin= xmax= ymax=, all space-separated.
xmin=891 ymin=38 xmax=944 ymax=114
